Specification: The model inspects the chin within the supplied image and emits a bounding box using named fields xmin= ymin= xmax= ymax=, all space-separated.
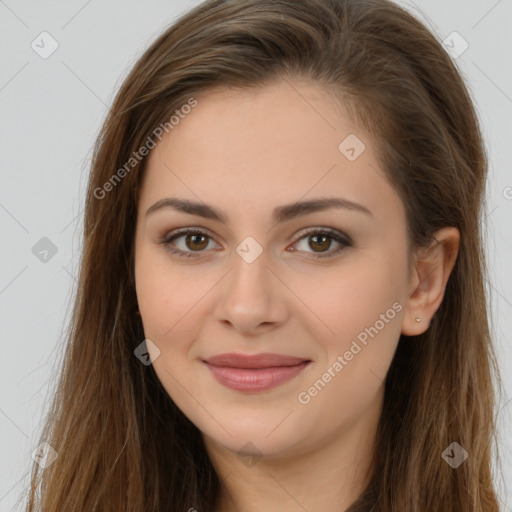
xmin=202 ymin=419 xmax=306 ymax=459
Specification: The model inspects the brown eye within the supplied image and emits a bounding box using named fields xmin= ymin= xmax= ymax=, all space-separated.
xmin=160 ymin=227 xmax=352 ymax=260
xmin=308 ymin=233 xmax=333 ymax=252
xmin=184 ymin=233 xmax=209 ymax=251
xmin=291 ymin=228 xmax=352 ymax=259
xmin=160 ymin=228 xmax=219 ymax=258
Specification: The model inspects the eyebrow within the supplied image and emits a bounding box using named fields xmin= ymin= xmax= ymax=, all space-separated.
xmin=145 ymin=196 xmax=373 ymax=223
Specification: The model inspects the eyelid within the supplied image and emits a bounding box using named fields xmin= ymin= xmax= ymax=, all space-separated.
xmin=294 ymin=226 xmax=352 ymax=245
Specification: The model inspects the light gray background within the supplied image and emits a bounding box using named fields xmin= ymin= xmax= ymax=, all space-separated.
xmin=0 ymin=1 xmax=511 ymax=511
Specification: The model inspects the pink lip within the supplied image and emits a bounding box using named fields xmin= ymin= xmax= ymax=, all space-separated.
xmin=202 ymin=353 xmax=311 ymax=392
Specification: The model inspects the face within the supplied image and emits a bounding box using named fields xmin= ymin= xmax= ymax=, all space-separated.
xmin=134 ymin=79 xmax=412 ymax=459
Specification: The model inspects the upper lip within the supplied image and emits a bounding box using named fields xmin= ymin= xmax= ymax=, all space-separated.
xmin=203 ymin=353 xmax=310 ymax=369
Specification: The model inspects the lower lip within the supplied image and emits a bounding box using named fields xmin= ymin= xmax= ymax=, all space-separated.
xmin=203 ymin=361 xmax=311 ymax=392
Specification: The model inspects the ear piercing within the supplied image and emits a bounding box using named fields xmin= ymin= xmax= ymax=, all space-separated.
xmin=415 ymin=317 xmax=422 ymax=322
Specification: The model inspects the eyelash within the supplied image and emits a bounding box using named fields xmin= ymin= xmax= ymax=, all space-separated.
xmin=158 ymin=227 xmax=352 ymax=260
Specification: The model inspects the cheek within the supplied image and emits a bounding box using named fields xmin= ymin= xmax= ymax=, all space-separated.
xmin=134 ymin=250 xmax=204 ymax=411
xmin=291 ymin=248 xmax=406 ymax=343
xmin=292 ymin=250 xmax=405 ymax=407
xmin=135 ymin=247 xmax=207 ymax=341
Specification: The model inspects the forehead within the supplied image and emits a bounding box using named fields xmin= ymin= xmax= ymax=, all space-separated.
xmin=139 ymin=80 xmax=402 ymax=226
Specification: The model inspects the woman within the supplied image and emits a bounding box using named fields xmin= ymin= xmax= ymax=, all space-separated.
xmin=24 ymin=0 xmax=502 ymax=510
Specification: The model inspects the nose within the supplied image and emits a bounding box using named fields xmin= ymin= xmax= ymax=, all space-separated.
xmin=213 ymin=247 xmax=289 ymax=336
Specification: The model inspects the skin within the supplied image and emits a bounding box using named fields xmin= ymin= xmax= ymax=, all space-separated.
xmin=134 ymin=79 xmax=459 ymax=512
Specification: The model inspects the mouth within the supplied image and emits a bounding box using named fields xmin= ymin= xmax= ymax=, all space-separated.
xmin=202 ymin=353 xmax=312 ymax=392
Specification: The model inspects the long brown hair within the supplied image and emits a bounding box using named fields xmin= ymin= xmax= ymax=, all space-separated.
xmin=23 ymin=0 xmax=502 ymax=510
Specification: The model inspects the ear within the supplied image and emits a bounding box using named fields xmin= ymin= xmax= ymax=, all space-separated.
xmin=401 ymin=227 xmax=460 ymax=335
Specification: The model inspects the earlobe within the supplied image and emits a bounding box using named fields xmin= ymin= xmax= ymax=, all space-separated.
xmin=401 ymin=227 xmax=460 ymax=335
